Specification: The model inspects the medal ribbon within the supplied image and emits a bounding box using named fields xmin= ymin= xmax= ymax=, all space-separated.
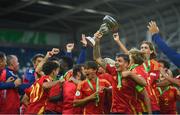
xmin=117 ymin=72 xmax=122 ymax=89
xmin=158 ymin=86 xmax=170 ymax=96
xmin=143 ymin=59 xmax=151 ymax=72
xmin=87 ymin=77 xmax=99 ymax=106
xmin=128 ymin=64 xmax=139 ymax=71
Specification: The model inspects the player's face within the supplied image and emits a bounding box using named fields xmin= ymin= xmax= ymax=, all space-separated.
xmin=53 ymin=68 xmax=60 ymax=78
xmin=81 ymin=66 xmax=86 ymax=76
xmin=140 ymin=43 xmax=152 ymax=57
xmin=97 ymin=66 xmax=105 ymax=74
xmin=11 ymin=56 xmax=19 ymax=72
xmin=34 ymin=57 xmax=44 ymax=69
xmin=115 ymin=57 xmax=128 ymax=71
xmin=84 ymin=68 xmax=96 ymax=80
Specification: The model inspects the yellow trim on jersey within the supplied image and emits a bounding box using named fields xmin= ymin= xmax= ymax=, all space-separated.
xmin=139 ymin=100 xmax=147 ymax=112
xmin=129 ymin=101 xmax=136 ymax=114
xmin=37 ymin=106 xmax=44 ymax=114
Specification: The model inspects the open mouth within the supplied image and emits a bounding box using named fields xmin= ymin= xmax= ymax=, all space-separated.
xmin=86 ymin=74 xmax=89 ymax=76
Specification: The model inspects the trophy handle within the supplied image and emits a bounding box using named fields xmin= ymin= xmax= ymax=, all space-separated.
xmin=85 ymin=36 xmax=95 ymax=46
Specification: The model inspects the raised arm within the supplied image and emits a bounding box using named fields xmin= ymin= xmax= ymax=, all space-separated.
xmin=113 ymin=33 xmax=128 ymax=54
xmin=93 ymin=31 xmax=107 ymax=69
xmin=42 ymin=79 xmax=64 ymax=89
xmin=147 ymin=21 xmax=180 ymax=68
xmin=65 ymin=43 xmax=74 ymax=58
xmin=122 ymin=71 xmax=147 ymax=86
xmin=141 ymin=89 xmax=152 ymax=114
xmin=0 ymin=82 xmax=15 ymax=89
xmin=0 ymin=77 xmax=22 ymax=89
xmin=35 ymin=48 xmax=59 ymax=75
xmin=77 ymin=34 xmax=87 ymax=64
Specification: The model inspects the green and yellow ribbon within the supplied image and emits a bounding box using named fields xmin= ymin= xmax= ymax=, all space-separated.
xmin=117 ymin=72 xmax=122 ymax=89
xmin=143 ymin=59 xmax=151 ymax=72
xmin=158 ymin=86 xmax=170 ymax=96
xmin=87 ymin=77 xmax=99 ymax=106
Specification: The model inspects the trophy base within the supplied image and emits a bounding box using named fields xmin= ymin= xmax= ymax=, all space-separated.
xmin=86 ymin=36 xmax=95 ymax=46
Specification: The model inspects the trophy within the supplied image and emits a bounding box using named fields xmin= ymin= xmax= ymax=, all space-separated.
xmin=86 ymin=15 xmax=119 ymax=46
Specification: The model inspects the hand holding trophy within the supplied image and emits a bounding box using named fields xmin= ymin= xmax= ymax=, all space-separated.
xmin=86 ymin=15 xmax=119 ymax=46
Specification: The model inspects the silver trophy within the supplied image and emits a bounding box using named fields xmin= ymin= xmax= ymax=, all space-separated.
xmin=86 ymin=15 xmax=119 ymax=46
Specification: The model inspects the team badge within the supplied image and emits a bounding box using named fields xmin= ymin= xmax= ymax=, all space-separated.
xmin=75 ymin=91 xmax=81 ymax=96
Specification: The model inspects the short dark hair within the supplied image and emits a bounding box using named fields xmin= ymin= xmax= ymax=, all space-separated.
xmin=115 ymin=53 xmax=130 ymax=63
xmin=73 ymin=64 xmax=85 ymax=80
xmin=84 ymin=61 xmax=98 ymax=70
xmin=158 ymin=59 xmax=170 ymax=69
xmin=0 ymin=51 xmax=6 ymax=60
xmin=59 ymin=56 xmax=73 ymax=70
xmin=31 ymin=53 xmax=44 ymax=63
xmin=73 ymin=64 xmax=83 ymax=76
xmin=42 ymin=61 xmax=60 ymax=75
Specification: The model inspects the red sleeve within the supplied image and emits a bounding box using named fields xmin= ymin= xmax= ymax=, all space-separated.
xmin=99 ymin=73 xmax=113 ymax=85
xmin=132 ymin=67 xmax=141 ymax=75
xmin=25 ymin=86 xmax=32 ymax=97
xmin=64 ymin=70 xmax=73 ymax=81
xmin=105 ymin=79 xmax=111 ymax=87
xmin=49 ymin=84 xmax=61 ymax=97
xmin=172 ymin=87 xmax=178 ymax=100
xmin=106 ymin=64 xmax=117 ymax=76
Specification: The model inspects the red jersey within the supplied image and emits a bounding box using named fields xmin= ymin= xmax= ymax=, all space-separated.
xmin=75 ymin=77 xmax=111 ymax=114
xmin=131 ymin=65 xmax=149 ymax=113
xmin=25 ymin=76 xmax=51 ymax=114
xmin=0 ymin=89 xmax=20 ymax=114
xmin=158 ymin=86 xmax=178 ymax=114
xmin=106 ymin=64 xmax=140 ymax=114
xmin=45 ymin=83 xmax=63 ymax=113
xmin=99 ymin=73 xmax=112 ymax=114
xmin=143 ymin=59 xmax=160 ymax=111
xmin=0 ymin=69 xmax=20 ymax=114
xmin=62 ymin=81 xmax=82 ymax=114
xmin=63 ymin=70 xmax=73 ymax=81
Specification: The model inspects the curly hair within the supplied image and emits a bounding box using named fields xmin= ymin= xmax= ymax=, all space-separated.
xmin=129 ymin=48 xmax=147 ymax=65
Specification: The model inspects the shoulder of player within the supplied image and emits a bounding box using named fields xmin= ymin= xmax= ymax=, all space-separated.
xmin=76 ymin=79 xmax=87 ymax=90
xmin=38 ymin=76 xmax=51 ymax=83
xmin=99 ymin=78 xmax=111 ymax=85
xmin=64 ymin=69 xmax=73 ymax=80
xmin=150 ymin=59 xmax=160 ymax=70
xmin=6 ymin=68 xmax=17 ymax=77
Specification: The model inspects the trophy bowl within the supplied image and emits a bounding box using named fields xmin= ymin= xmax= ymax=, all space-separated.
xmin=86 ymin=15 xmax=119 ymax=46
xmin=103 ymin=15 xmax=119 ymax=33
